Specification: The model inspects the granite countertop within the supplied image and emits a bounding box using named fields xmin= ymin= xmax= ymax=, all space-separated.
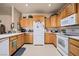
xmin=0 ymin=33 xmax=23 ymax=39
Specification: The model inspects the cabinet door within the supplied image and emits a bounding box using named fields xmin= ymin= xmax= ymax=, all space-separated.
xmin=9 ymin=36 xmax=17 ymax=55
xmin=66 ymin=4 xmax=77 ymax=16
xmin=60 ymin=8 xmax=67 ymax=19
xmin=24 ymin=34 xmax=33 ymax=44
xmin=45 ymin=33 xmax=50 ymax=44
xmin=69 ymin=39 xmax=79 ymax=56
xmin=51 ymin=15 xmax=57 ymax=27
xmin=50 ymin=34 xmax=57 ymax=47
xmin=56 ymin=15 xmax=61 ymax=27
xmin=45 ymin=18 xmax=51 ymax=28
xmin=29 ymin=20 xmax=33 ymax=28
xmin=77 ymin=4 xmax=79 ymax=24
xmin=29 ymin=34 xmax=33 ymax=43
xmin=17 ymin=35 xmax=22 ymax=48
xmin=21 ymin=34 xmax=24 ymax=45
xmin=20 ymin=18 xmax=29 ymax=28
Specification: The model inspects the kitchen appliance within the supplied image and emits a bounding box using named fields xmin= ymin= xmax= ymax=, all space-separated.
xmin=61 ymin=14 xmax=77 ymax=26
xmin=0 ymin=38 xmax=9 ymax=56
xmin=57 ymin=34 xmax=68 ymax=56
xmin=33 ymin=21 xmax=44 ymax=45
xmin=0 ymin=24 xmax=6 ymax=34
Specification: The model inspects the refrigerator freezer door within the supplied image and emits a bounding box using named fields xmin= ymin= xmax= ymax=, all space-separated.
xmin=33 ymin=22 xmax=44 ymax=45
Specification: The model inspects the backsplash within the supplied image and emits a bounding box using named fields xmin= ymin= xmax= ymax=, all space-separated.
xmin=61 ymin=26 xmax=79 ymax=35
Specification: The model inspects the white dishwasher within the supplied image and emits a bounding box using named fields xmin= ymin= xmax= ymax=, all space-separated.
xmin=0 ymin=38 xmax=9 ymax=56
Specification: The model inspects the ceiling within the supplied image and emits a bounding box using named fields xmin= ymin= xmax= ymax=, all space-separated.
xmin=0 ymin=3 xmax=66 ymax=14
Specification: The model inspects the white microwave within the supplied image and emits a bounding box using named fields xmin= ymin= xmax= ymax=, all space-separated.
xmin=61 ymin=14 xmax=77 ymax=26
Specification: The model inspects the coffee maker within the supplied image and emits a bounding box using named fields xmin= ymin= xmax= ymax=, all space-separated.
xmin=0 ymin=20 xmax=6 ymax=34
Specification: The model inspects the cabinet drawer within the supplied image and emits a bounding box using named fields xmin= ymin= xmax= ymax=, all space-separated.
xmin=9 ymin=36 xmax=17 ymax=41
xmin=69 ymin=44 xmax=79 ymax=56
xmin=70 ymin=39 xmax=79 ymax=47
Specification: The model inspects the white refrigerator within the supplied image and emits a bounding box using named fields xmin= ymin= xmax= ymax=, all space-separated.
xmin=33 ymin=21 xmax=44 ymax=46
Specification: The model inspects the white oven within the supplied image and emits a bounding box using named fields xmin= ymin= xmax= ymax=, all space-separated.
xmin=57 ymin=34 xmax=69 ymax=56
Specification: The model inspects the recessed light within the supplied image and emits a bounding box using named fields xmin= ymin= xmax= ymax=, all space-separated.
xmin=48 ymin=4 xmax=51 ymax=7
xmin=25 ymin=4 xmax=28 ymax=6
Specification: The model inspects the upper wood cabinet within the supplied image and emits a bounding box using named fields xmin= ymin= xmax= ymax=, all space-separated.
xmin=19 ymin=18 xmax=33 ymax=28
xmin=58 ymin=4 xmax=77 ymax=20
xmin=57 ymin=4 xmax=77 ymax=27
xmin=66 ymin=4 xmax=77 ymax=17
xmin=76 ymin=4 xmax=79 ymax=24
xmin=45 ymin=18 xmax=51 ymax=28
xmin=33 ymin=15 xmax=45 ymax=26
xmin=56 ymin=15 xmax=61 ymax=27
xmin=51 ymin=15 xmax=57 ymax=27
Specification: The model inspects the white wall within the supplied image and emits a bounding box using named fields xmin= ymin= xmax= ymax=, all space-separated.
xmin=0 ymin=7 xmax=21 ymax=33
xmin=0 ymin=15 xmax=12 ymax=32
xmin=14 ymin=8 xmax=21 ymax=30
xmin=22 ymin=13 xmax=51 ymax=18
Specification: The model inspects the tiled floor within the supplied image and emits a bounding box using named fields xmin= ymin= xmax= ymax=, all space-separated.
xmin=14 ymin=44 xmax=61 ymax=56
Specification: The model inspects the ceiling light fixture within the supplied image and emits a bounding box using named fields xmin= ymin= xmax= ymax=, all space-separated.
xmin=48 ymin=4 xmax=51 ymax=7
xmin=25 ymin=4 xmax=28 ymax=6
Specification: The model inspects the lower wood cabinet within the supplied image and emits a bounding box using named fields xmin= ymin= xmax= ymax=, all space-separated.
xmin=69 ymin=38 xmax=79 ymax=56
xmin=9 ymin=34 xmax=24 ymax=55
xmin=45 ymin=33 xmax=57 ymax=47
xmin=24 ymin=33 xmax=33 ymax=44
xmin=9 ymin=36 xmax=17 ymax=55
xmin=45 ymin=33 xmax=51 ymax=44
xmin=50 ymin=33 xmax=57 ymax=47
xmin=17 ymin=34 xmax=24 ymax=49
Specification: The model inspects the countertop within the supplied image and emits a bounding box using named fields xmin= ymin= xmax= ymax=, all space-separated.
xmin=0 ymin=32 xmax=79 ymax=40
xmin=0 ymin=33 xmax=23 ymax=39
xmin=68 ymin=36 xmax=79 ymax=40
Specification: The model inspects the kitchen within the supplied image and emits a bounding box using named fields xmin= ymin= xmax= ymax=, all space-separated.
xmin=0 ymin=3 xmax=79 ymax=56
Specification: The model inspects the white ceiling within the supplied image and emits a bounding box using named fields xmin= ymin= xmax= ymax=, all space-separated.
xmin=0 ymin=3 xmax=66 ymax=14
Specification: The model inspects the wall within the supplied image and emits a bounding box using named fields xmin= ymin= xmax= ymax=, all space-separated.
xmin=61 ymin=26 xmax=79 ymax=35
xmin=0 ymin=6 xmax=21 ymax=33
xmin=0 ymin=15 xmax=12 ymax=32
xmin=14 ymin=8 xmax=21 ymax=31
xmin=22 ymin=13 xmax=51 ymax=18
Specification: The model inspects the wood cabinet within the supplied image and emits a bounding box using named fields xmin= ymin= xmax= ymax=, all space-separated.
xmin=9 ymin=36 xmax=17 ymax=55
xmin=9 ymin=34 xmax=24 ymax=55
xmin=45 ymin=18 xmax=51 ymax=28
xmin=76 ymin=4 xmax=79 ymax=24
xmin=66 ymin=4 xmax=77 ymax=17
xmin=45 ymin=33 xmax=57 ymax=47
xmin=69 ymin=38 xmax=79 ymax=56
xmin=24 ymin=33 xmax=33 ymax=44
xmin=45 ymin=33 xmax=51 ymax=44
xmin=19 ymin=18 xmax=33 ymax=28
xmin=17 ymin=34 xmax=24 ymax=49
xmin=57 ymin=4 xmax=77 ymax=27
xmin=51 ymin=15 xmax=57 ymax=27
xmin=50 ymin=33 xmax=57 ymax=47
xmin=56 ymin=15 xmax=61 ymax=27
